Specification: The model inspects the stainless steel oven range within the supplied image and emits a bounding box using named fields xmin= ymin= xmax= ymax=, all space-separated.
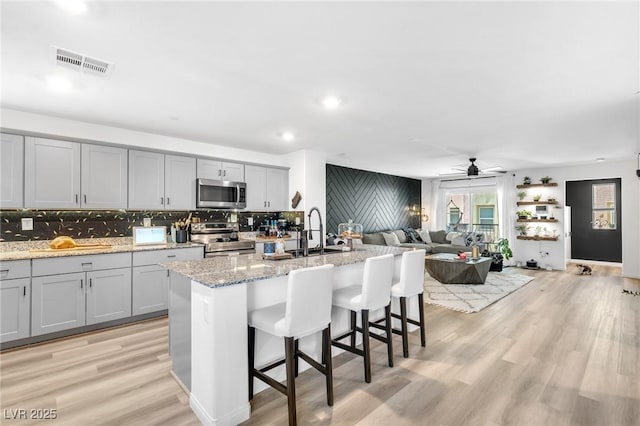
xmin=190 ymin=222 xmax=255 ymax=257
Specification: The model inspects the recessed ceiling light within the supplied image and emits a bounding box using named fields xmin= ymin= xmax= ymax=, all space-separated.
xmin=596 ymin=157 xmax=605 ymax=162
xmin=280 ymin=131 xmax=296 ymax=142
xmin=46 ymin=75 xmax=72 ymax=92
xmin=321 ymin=95 xmax=342 ymax=110
xmin=54 ymin=0 xmax=87 ymax=15
xmin=169 ymin=116 xmax=180 ymax=121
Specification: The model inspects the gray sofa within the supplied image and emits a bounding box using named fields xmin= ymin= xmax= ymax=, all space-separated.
xmin=362 ymin=229 xmax=469 ymax=254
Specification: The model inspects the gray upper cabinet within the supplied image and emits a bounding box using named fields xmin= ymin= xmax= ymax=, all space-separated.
xmin=245 ymin=165 xmax=288 ymax=211
xmin=128 ymin=150 xmax=165 ymax=210
xmin=0 ymin=133 xmax=24 ymax=209
xmin=197 ymin=158 xmax=244 ymax=182
xmin=129 ymin=151 xmax=196 ymax=210
xmin=81 ymin=144 xmax=128 ymax=209
xmin=25 ymin=137 xmax=81 ymax=209
xmin=165 ymin=155 xmax=196 ymax=210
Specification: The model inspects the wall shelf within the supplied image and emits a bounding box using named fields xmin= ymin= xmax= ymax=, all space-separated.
xmin=517 ymin=219 xmax=559 ymax=223
xmin=516 ymin=235 xmax=559 ymax=241
xmin=517 ymin=201 xmax=558 ymax=206
xmin=516 ymin=183 xmax=558 ymax=188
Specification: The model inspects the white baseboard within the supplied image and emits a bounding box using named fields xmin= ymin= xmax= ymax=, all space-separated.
xmin=190 ymin=393 xmax=250 ymax=426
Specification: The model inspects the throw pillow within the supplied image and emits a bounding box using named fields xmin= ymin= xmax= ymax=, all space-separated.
xmin=402 ymin=227 xmax=422 ymax=243
xmin=446 ymin=231 xmax=461 ymax=242
xmin=452 ymin=235 xmax=467 ymax=246
xmin=429 ymin=230 xmax=447 ymax=244
xmin=393 ymin=230 xmax=408 ymax=243
xmin=363 ymin=233 xmax=385 ymax=245
xmin=418 ymin=230 xmax=432 ymax=244
xmin=382 ymin=232 xmax=401 ymax=247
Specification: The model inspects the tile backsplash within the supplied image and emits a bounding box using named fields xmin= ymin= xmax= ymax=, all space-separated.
xmin=0 ymin=209 xmax=305 ymax=242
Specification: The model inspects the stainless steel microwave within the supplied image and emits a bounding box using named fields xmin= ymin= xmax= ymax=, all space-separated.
xmin=196 ymin=179 xmax=246 ymax=209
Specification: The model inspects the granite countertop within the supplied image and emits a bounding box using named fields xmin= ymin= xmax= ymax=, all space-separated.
xmin=163 ymin=245 xmax=409 ymax=288
xmin=0 ymin=237 xmax=204 ymax=261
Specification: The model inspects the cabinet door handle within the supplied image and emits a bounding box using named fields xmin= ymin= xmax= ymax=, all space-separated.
xmin=223 ymin=169 xmax=226 ymax=177
xmin=89 ymin=278 xmax=92 ymax=288
xmin=264 ymin=201 xmax=267 ymax=207
xmin=80 ymin=279 xmax=83 ymax=289
xmin=23 ymin=286 xmax=26 ymax=297
xmin=167 ymin=270 xmax=170 ymax=277
xmin=75 ymin=194 xmax=79 ymax=204
xmin=268 ymin=201 xmax=270 ymax=207
xmin=218 ymin=169 xmax=221 ymax=176
xmin=0 ymin=269 xmax=8 ymax=277
xmin=167 ymin=197 xmax=170 ymax=205
xmin=161 ymin=197 xmax=164 ymax=205
xmin=167 ymin=254 xmax=177 ymax=258
xmin=84 ymin=194 xmax=87 ymax=203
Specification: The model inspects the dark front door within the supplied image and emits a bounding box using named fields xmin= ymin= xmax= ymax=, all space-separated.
xmin=566 ymin=178 xmax=622 ymax=262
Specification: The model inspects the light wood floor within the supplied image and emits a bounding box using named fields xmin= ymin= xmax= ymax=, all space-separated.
xmin=1 ymin=266 xmax=638 ymax=425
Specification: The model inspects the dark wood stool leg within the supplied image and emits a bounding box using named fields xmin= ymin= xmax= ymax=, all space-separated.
xmin=350 ymin=310 xmax=357 ymax=348
xmin=294 ymin=339 xmax=299 ymax=378
xmin=323 ymin=325 xmax=334 ymax=406
xmin=361 ymin=309 xmax=371 ymax=383
xmin=400 ymin=296 xmax=409 ymax=358
xmin=248 ymin=326 xmax=255 ymax=400
xmin=418 ymin=293 xmax=426 ymax=347
xmin=385 ymin=304 xmax=394 ymax=367
xmin=285 ymin=336 xmax=297 ymax=426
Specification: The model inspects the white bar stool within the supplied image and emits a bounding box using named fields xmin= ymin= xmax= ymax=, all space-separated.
xmin=331 ymin=254 xmax=394 ymax=383
xmin=248 ymin=264 xmax=335 ymax=426
xmin=390 ymin=249 xmax=427 ymax=358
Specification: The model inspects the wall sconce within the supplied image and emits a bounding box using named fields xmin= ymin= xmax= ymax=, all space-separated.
xmin=421 ymin=208 xmax=429 ymax=222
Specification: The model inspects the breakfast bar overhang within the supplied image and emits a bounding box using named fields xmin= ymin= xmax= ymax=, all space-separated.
xmin=163 ymin=245 xmax=417 ymax=426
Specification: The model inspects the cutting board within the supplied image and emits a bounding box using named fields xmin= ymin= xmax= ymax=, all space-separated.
xmin=29 ymin=244 xmax=112 ymax=253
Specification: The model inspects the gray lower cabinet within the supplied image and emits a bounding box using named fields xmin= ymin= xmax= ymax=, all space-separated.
xmin=1 ymin=260 xmax=32 ymax=343
xmin=86 ymin=268 xmax=132 ymax=325
xmin=132 ymin=265 xmax=169 ymax=315
xmin=132 ymin=247 xmax=203 ymax=315
xmin=0 ymin=278 xmax=30 ymax=343
xmin=31 ymin=253 xmax=132 ymax=336
xmin=31 ymin=272 xmax=85 ymax=336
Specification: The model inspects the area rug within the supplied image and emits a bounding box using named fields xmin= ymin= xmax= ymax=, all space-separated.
xmin=424 ymin=271 xmax=535 ymax=313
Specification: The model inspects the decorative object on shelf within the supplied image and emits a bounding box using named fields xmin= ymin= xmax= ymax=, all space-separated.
xmin=526 ymin=259 xmax=538 ymax=268
xmin=532 ymin=194 xmax=542 ymax=202
xmin=517 ymin=191 xmax=527 ymax=200
xmin=540 ymin=176 xmax=552 ymax=184
xmin=515 ymin=224 xmax=529 ymax=236
xmin=547 ymin=197 xmax=557 ymax=203
xmin=516 ymin=209 xmax=532 ymax=219
xmin=534 ymin=226 xmax=542 ymax=236
xmin=291 ymin=191 xmax=302 ymax=209
xmin=523 ymin=176 xmax=532 ymax=185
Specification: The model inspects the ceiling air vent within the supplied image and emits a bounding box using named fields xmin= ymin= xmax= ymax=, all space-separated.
xmin=53 ymin=46 xmax=115 ymax=79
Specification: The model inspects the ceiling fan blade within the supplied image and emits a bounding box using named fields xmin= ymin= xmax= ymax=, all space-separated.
xmin=480 ymin=166 xmax=504 ymax=172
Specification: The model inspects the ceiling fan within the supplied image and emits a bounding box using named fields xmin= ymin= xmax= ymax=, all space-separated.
xmin=442 ymin=157 xmax=506 ymax=177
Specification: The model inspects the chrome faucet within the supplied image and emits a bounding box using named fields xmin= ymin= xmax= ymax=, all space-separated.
xmin=307 ymin=206 xmax=324 ymax=255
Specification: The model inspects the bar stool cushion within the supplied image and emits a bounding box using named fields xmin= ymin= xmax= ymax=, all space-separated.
xmin=249 ymin=264 xmax=335 ymax=339
xmin=391 ymin=249 xmax=426 ymax=298
xmin=332 ymin=286 xmax=364 ymax=311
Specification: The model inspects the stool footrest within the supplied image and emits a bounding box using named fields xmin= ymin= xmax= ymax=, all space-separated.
xmin=333 ymin=329 xmax=355 ymax=342
xmin=259 ymin=358 xmax=287 ymax=373
xmin=253 ymin=369 xmax=287 ymax=396
xmin=331 ymin=339 xmax=365 ymax=357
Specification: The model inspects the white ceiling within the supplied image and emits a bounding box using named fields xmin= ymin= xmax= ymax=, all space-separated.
xmin=1 ymin=1 xmax=638 ymax=178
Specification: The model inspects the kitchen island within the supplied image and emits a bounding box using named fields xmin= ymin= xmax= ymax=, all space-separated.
xmin=163 ymin=245 xmax=413 ymax=426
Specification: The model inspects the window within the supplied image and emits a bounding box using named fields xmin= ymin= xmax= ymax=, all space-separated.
xmin=592 ymin=183 xmax=616 ymax=230
xmin=449 ymin=206 xmax=461 ymax=225
xmin=478 ymin=206 xmax=495 ymax=230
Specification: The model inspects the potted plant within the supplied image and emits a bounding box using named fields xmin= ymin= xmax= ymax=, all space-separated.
xmin=515 ymin=224 xmax=529 ymax=236
xmin=547 ymin=197 xmax=557 ymax=203
xmin=517 ymin=191 xmax=527 ymax=201
xmin=540 ymin=176 xmax=552 ymax=184
xmin=516 ymin=209 xmax=532 ymax=219
xmin=523 ymin=176 xmax=532 ymax=185
xmin=532 ymin=194 xmax=542 ymax=202
xmin=486 ymin=238 xmax=513 ymax=272
xmin=534 ymin=226 xmax=542 ymax=236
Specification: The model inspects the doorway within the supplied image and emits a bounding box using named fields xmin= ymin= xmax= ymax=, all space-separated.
xmin=566 ymin=178 xmax=622 ymax=262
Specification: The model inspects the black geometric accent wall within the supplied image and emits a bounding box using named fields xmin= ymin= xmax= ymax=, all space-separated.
xmin=326 ymin=164 xmax=421 ymax=234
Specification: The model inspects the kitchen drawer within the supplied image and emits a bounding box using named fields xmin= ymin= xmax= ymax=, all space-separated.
xmin=32 ymin=253 xmax=132 ymax=277
xmin=0 ymin=260 xmax=30 ymax=280
xmin=133 ymin=247 xmax=203 ymax=266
